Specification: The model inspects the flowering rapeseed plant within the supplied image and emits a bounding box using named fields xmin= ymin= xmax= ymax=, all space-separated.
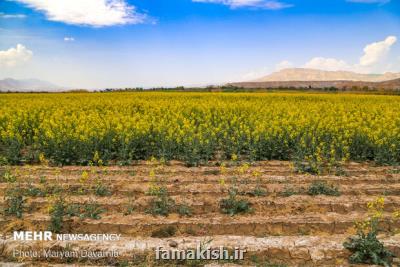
xmin=1 ymin=92 xmax=400 ymax=166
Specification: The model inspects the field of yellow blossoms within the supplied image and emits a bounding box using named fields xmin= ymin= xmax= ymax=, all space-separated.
xmin=1 ymin=92 xmax=400 ymax=170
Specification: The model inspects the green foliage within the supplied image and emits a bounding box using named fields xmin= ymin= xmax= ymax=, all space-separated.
xmin=118 ymin=159 xmax=132 ymax=166
xmin=293 ymin=160 xmax=321 ymax=175
xmin=52 ymin=201 xmax=104 ymax=220
xmin=220 ymin=188 xmax=252 ymax=216
xmin=146 ymin=185 xmax=168 ymax=197
xmin=4 ymin=184 xmax=25 ymax=218
xmin=39 ymin=176 xmax=47 ymax=184
xmin=117 ymin=260 xmax=130 ymax=267
xmin=74 ymin=187 xmax=89 ymax=195
xmin=343 ymin=231 xmax=393 ymax=266
xmin=123 ymin=196 xmax=135 ymax=216
xmin=25 ymin=183 xmax=63 ymax=197
xmin=293 ymin=154 xmax=346 ymax=176
xmin=65 ymin=203 xmax=81 ymax=218
xmin=1 ymin=139 xmax=23 ymax=165
xmin=2 ymin=93 xmax=400 ymax=166
xmin=124 ymin=205 xmax=135 ymax=216
xmin=279 ymin=185 xmax=298 ymax=197
xmin=25 ymin=183 xmax=46 ymax=197
xmin=49 ymin=196 xmax=66 ymax=233
xmin=80 ymin=202 xmax=104 ymax=220
xmin=307 ymin=181 xmax=340 ymax=196
xmin=1 ymin=171 xmax=17 ymax=183
xmin=94 ymin=182 xmax=112 ymax=197
xmin=49 ymin=198 xmax=104 ymax=232
xmin=250 ymin=185 xmax=267 ymax=197
xmin=344 ymin=197 xmax=395 ymax=266
xmin=388 ymin=168 xmax=400 ymax=174
xmin=146 ymin=188 xmax=175 ymax=217
xmin=0 ymin=156 xmax=7 ymax=166
xmin=177 ymin=203 xmax=193 ymax=217
xmin=151 ymin=226 xmax=177 ymax=238
xmin=45 ymin=185 xmax=63 ymax=195
xmin=333 ymin=164 xmax=348 ymax=176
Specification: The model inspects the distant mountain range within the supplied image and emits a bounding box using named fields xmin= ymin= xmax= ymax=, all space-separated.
xmin=252 ymin=68 xmax=400 ymax=82
xmin=3 ymin=69 xmax=400 ymax=92
xmin=229 ymin=68 xmax=400 ymax=91
xmin=0 ymin=78 xmax=64 ymax=92
xmin=230 ymin=79 xmax=400 ymax=91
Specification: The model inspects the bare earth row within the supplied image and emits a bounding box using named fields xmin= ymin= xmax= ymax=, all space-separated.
xmin=1 ymin=235 xmax=400 ymax=266
xmin=0 ymin=161 xmax=400 ymax=266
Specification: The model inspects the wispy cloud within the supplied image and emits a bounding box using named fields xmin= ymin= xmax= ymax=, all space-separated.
xmin=64 ymin=37 xmax=75 ymax=42
xmin=11 ymin=0 xmax=148 ymax=27
xmin=0 ymin=12 xmax=26 ymax=19
xmin=304 ymin=57 xmax=351 ymax=71
xmin=193 ymin=0 xmax=293 ymax=10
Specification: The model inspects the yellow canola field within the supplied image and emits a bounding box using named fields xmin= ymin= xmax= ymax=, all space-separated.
xmin=0 ymin=92 xmax=399 ymax=168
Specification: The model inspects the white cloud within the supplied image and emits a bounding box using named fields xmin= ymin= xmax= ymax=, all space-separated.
xmin=64 ymin=37 xmax=75 ymax=42
xmin=11 ymin=0 xmax=147 ymax=27
xmin=359 ymin=36 xmax=397 ymax=66
xmin=275 ymin=60 xmax=293 ymax=70
xmin=0 ymin=44 xmax=33 ymax=67
xmin=247 ymin=35 xmax=398 ymax=79
xmin=0 ymin=13 xmax=26 ymax=19
xmin=300 ymin=36 xmax=397 ymax=73
xmin=304 ymin=57 xmax=351 ymax=71
xmin=192 ymin=0 xmax=293 ymax=9
xmin=347 ymin=0 xmax=390 ymax=4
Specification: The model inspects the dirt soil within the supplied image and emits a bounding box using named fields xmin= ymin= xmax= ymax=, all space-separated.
xmin=0 ymin=161 xmax=400 ymax=266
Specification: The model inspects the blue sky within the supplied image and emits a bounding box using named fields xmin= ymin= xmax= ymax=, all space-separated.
xmin=0 ymin=0 xmax=399 ymax=88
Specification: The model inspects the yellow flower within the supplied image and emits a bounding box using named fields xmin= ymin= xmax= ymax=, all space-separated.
xmin=39 ymin=153 xmax=48 ymax=165
xmin=80 ymin=171 xmax=89 ymax=184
